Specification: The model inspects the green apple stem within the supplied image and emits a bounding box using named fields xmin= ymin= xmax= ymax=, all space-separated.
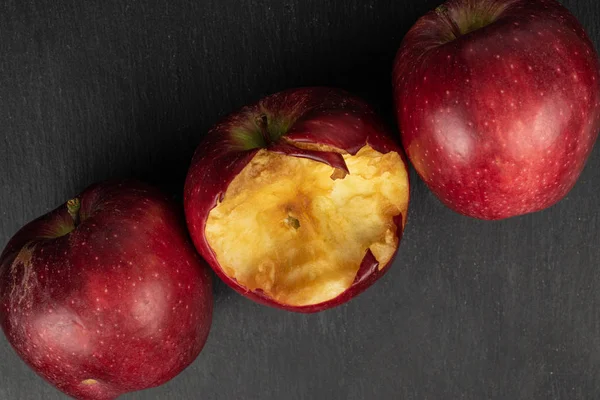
xmin=436 ymin=5 xmax=462 ymax=39
xmin=67 ymin=198 xmax=81 ymax=227
xmin=256 ymin=114 xmax=271 ymax=146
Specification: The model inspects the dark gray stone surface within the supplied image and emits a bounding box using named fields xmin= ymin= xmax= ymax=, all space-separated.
xmin=1 ymin=0 xmax=599 ymax=399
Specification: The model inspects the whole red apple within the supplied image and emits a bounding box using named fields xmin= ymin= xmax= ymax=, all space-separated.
xmin=393 ymin=0 xmax=600 ymax=220
xmin=0 ymin=180 xmax=213 ymax=400
xmin=184 ymin=87 xmax=410 ymax=313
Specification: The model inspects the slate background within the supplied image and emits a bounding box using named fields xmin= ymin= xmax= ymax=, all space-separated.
xmin=1 ymin=0 xmax=599 ymax=399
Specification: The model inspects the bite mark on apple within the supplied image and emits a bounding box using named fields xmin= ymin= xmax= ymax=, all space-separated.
xmin=204 ymin=145 xmax=408 ymax=306
xmin=330 ymin=168 xmax=347 ymax=180
xmin=353 ymin=249 xmax=379 ymax=286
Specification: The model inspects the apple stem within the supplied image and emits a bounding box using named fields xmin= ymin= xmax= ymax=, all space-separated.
xmin=436 ymin=5 xmax=462 ymax=39
xmin=256 ymin=114 xmax=271 ymax=146
xmin=67 ymin=198 xmax=81 ymax=227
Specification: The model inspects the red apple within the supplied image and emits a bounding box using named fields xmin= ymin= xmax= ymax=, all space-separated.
xmin=393 ymin=0 xmax=600 ymax=220
xmin=0 ymin=180 xmax=213 ymax=400
xmin=184 ymin=87 xmax=410 ymax=313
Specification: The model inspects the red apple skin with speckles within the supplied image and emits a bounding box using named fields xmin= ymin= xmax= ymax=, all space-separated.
xmin=0 ymin=180 xmax=213 ymax=400
xmin=394 ymin=0 xmax=600 ymax=220
xmin=184 ymin=87 xmax=409 ymax=313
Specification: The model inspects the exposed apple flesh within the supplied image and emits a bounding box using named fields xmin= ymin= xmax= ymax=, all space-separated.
xmin=393 ymin=0 xmax=600 ymax=220
xmin=185 ymin=87 xmax=410 ymax=312
xmin=0 ymin=181 xmax=213 ymax=400
xmin=205 ymin=144 xmax=408 ymax=306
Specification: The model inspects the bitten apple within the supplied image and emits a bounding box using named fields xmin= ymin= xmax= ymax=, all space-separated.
xmin=185 ymin=87 xmax=410 ymax=313
xmin=0 ymin=180 xmax=213 ymax=400
xmin=393 ymin=0 xmax=600 ymax=220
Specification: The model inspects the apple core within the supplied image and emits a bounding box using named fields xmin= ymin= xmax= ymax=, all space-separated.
xmin=204 ymin=144 xmax=409 ymax=306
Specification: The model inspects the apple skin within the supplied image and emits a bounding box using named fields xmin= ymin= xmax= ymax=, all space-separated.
xmin=0 ymin=180 xmax=213 ymax=400
xmin=393 ymin=0 xmax=600 ymax=220
xmin=184 ymin=87 xmax=409 ymax=313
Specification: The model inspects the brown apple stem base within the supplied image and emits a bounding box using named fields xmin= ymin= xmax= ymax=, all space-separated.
xmin=66 ymin=198 xmax=81 ymax=227
xmin=255 ymin=114 xmax=271 ymax=146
